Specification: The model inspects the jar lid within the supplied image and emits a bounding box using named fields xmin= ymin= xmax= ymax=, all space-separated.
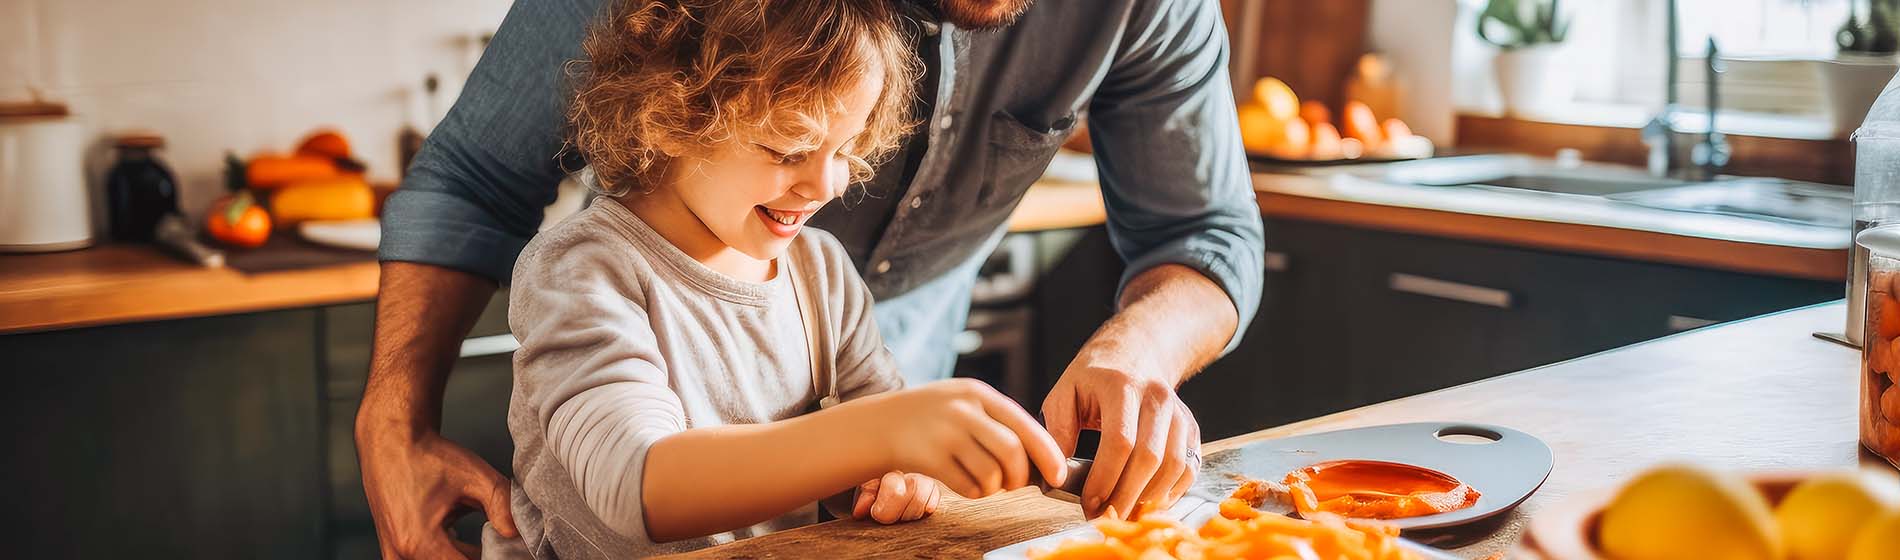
xmin=114 ymin=132 xmax=165 ymax=149
xmin=0 ymin=100 xmax=70 ymax=119
xmin=1858 ymin=224 xmax=1900 ymax=257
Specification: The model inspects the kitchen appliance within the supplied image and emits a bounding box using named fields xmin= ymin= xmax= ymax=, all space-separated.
xmin=1847 ymin=74 xmax=1900 ymax=345
xmin=0 ymin=102 xmax=92 ymax=252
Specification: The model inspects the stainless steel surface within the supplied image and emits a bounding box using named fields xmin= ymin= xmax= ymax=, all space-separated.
xmin=1609 ymin=179 xmax=1853 ymax=228
xmin=1692 ymin=38 xmax=1731 ymax=178
xmin=1380 ymin=154 xmax=1851 ymax=228
xmin=1389 ymin=273 xmax=1514 ymax=309
xmin=1642 ymin=1 xmax=1728 ymax=181
xmin=1382 ymin=154 xmax=1689 ymax=197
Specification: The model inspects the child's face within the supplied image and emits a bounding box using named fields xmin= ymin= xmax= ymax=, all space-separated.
xmin=667 ymin=68 xmax=883 ymax=262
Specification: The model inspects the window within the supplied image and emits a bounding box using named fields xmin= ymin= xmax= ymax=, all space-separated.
xmin=1456 ymin=0 xmax=1859 ymax=134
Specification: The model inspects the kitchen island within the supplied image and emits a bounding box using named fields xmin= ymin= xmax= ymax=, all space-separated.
xmin=662 ymin=302 xmax=1873 ymax=559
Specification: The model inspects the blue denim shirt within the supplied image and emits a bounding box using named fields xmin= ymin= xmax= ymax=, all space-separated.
xmin=381 ymin=0 xmax=1265 ymax=374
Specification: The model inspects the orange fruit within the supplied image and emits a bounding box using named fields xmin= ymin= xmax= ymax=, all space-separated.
xmin=295 ymin=129 xmax=352 ymax=160
xmin=1238 ymin=103 xmax=1280 ymax=154
xmin=1382 ymin=118 xmax=1413 ymax=141
xmin=1299 ymin=100 xmax=1331 ymax=127
xmin=1343 ymin=101 xmax=1384 ymax=151
xmin=1268 ymin=118 xmax=1310 ymax=159
xmin=1253 ymin=77 xmax=1300 ymax=121
xmin=1310 ymin=123 xmax=1344 ymax=160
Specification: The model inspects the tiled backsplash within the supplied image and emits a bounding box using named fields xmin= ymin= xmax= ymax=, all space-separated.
xmin=2 ymin=0 xmax=513 ymax=220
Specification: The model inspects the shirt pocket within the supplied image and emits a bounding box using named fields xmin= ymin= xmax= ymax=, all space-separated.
xmin=980 ymin=110 xmax=1078 ymax=207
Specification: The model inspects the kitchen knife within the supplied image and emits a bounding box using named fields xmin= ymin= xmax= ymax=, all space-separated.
xmin=1031 ymin=457 xmax=1092 ymax=504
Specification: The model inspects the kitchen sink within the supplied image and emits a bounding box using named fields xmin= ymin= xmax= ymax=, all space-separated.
xmin=1377 ymin=154 xmax=1850 ymax=228
xmin=1381 ymin=154 xmax=1689 ymax=196
xmin=1610 ymin=179 xmax=1851 ymax=228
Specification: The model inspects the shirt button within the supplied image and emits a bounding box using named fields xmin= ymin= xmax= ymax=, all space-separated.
xmin=909 ymin=196 xmax=923 ymax=209
xmin=875 ymin=260 xmax=892 ymax=274
xmin=936 ymin=114 xmax=954 ymax=130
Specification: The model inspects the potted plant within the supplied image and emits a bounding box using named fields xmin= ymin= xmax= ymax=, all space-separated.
xmin=1820 ymin=0 xmax=1900 ymax=136
xmin=1478 ymin=0 xmax=1571 ymax=116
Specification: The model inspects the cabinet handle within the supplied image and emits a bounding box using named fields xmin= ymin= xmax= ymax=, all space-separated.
xmin=1388 ymin=273 xmax=1513 ymax=309
xmin=1264 ymin=251 xmax=1290 ymax=272
xmin=459 ymin=334 xmax=521 ymax=358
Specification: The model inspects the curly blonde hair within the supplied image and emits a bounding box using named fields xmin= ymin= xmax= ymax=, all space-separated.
xmin=569 ymin=0 xmax=920 ymax=197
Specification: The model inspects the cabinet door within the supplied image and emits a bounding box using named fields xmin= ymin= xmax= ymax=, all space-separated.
xmin=0 ymin=310 xmax=325 ymax=559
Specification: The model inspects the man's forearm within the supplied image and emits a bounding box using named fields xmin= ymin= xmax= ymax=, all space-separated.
xmin=358 ymin=261 xmax=499 ymax=434
xmin=1080 ymin=264 xmax=1238 ymax=387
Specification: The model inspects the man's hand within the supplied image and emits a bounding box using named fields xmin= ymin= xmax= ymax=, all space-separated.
xmin=357 ymin=423 xmax=517 ymax=559
xmin=357 ymin=262 xmax=509 ymax=559
xmin=1041 ymin=264 xmax=1235 ymax=519
xmin=1042 ymin=365 xmax=1201 ymax=519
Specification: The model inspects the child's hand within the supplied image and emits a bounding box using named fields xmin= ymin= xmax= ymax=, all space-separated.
xmin=849 ymin=378 xmax=1068 ymax=499
xmin=851 ymin=472 xmax=941 ymax=524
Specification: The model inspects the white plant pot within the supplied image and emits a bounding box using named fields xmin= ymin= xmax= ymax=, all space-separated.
xmin=1817 ymin=54 xmax=1900 ymax=137
xmin=1493 ymin=45 xmax=1573 ymax=117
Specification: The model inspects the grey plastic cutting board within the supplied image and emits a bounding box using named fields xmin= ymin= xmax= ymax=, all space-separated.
xmin=1197 ymin=422 xmax=1553 ymax=530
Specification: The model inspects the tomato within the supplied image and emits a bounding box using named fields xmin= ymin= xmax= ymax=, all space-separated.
xmin=206 ymin=191 xmax=271 ymax=248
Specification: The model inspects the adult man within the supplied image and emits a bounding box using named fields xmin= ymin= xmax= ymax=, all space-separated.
xmin=356 ymin=0 xmax=1262 ymax=557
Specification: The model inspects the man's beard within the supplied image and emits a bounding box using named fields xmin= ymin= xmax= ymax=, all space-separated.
xmin=938 ymin=0 xmax=1036 ymax=30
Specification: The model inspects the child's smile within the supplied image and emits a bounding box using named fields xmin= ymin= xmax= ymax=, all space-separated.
xmin=755 ymin=206 xmax=816 ymax=238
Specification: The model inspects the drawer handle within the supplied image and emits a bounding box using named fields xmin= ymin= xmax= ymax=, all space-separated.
xmin=1388 ymin=273 xmax=1513 ymax=309
xmin=1264 ymin=251 xmax=1290 ymax=272
xmin=459 ymin=334 xmax=521 ymax=358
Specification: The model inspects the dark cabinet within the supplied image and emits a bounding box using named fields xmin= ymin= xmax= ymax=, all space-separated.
xmin=1029 ymin=219 xmax=1839 ymax=441
xmin=0 ymin=291 xmax=517 ymax=560
xmin=0 ymin=309 xmax=327 ymax=559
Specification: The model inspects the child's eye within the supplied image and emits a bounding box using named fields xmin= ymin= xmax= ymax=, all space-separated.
xmin=757 ymin=144 xmax=807 ymax=166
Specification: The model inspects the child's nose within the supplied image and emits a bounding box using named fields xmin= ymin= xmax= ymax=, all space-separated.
xmin=793 ymin=158 xmax=845 ymax=203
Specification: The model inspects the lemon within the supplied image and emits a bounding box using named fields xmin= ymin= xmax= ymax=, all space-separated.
xmin=1252 ymin=77 xmax=1299 ymax=121
xmin=1597 ymin=464 xmax=1781 ymax=560
xmin=1777 ymin=470 xmax=1900 ymax=560
xmin=1847 ymin=511 xmax=1900 ymax=560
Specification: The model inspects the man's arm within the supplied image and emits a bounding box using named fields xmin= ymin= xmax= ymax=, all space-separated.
xmin=1041 ymin=0 xmax=1264 ymax=519
xmin=355 ymin=263 xmax=508 ymax=557
xmin=359 ymin=0 xmax=606 ymax=556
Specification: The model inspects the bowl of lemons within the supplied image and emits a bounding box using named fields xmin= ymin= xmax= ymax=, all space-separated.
xmin=1524 ymin=464 xmax=1900 ymax=560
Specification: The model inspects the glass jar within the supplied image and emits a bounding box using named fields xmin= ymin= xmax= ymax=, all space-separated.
xmin=1858 ymin=224 xmax=1900 ymax=467
xmin=1848 ymin=78 xmax=1900 ymax=345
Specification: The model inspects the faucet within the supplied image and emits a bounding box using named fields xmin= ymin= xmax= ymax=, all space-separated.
xmin=1642 ymin=0 xmax=1729 ymax=180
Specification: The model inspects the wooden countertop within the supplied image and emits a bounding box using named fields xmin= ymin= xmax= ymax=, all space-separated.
xmin=0 ymin=175 xmax=1843 ymax=334
xmin=0 ymin=184 xmax=1108 ymax=335
xmin=664 ymin=302 xmax=1872 ymax=558
xmin=0 ymin=244 xmax=381 ymax=334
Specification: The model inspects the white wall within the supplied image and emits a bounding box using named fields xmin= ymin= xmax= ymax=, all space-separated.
xmin=1368 ymin=0 xmax=1457 ymax=145
xmin=0 ymin=0 xmax=513 ymax=219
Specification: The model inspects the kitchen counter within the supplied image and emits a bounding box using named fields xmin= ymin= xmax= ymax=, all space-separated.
xmin=0 ymin=182 xmax=1110 ymax=335
xmin=661 ymin=302 xmax=1872 ymax=558
xmin=0 ymin=170 xmax=1847 ymax=334
xmin=1252 ymin=171 xmax=1847 ymax=282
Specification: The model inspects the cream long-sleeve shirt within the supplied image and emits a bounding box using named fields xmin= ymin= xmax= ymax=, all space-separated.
xmin=502 ymin=199 xmax=902 ymax=558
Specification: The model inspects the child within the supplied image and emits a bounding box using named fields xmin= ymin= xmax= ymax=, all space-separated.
xmin=493 ymin=1 xmax=1068 ymax=557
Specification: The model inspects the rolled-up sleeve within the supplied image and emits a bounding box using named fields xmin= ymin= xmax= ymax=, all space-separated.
xmin=378 ymin=0 xmax=604 ymax=283
xmin=1087 ymin=0 xmax=1265 ymax=353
